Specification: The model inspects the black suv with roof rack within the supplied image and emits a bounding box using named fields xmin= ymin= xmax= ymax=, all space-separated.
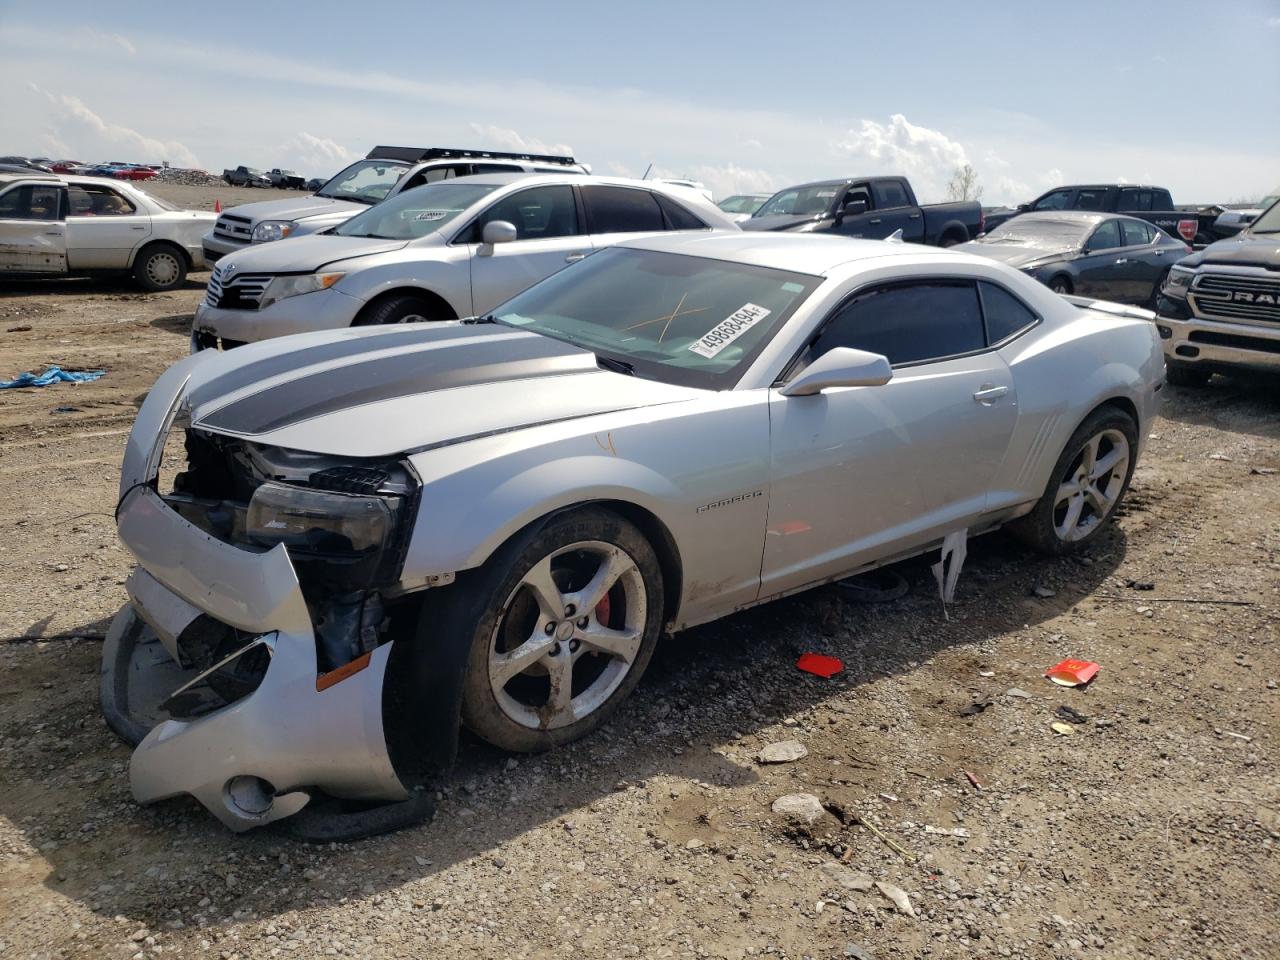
xmin=202 ymin=146 xmax=588 ymax=261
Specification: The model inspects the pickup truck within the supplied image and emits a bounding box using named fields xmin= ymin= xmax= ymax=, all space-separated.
xmin=1155 ymin=196 xmax=1280 ymax=386
xmin=222 ymin=166 xmax=272 ymax=188
xmin=740 ymin=176 xmax=983 ymax=247
xmin=202 ymin=145 xmax=589 ymax=261
xmin=267 ymin=168 xmax=305 ymax=190
xmin=983 ymin=184 xmax=1221 ymax=246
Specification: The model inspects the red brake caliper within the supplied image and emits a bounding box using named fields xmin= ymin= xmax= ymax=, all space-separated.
xmin=594 ymin=592 xmax=612 ymax=629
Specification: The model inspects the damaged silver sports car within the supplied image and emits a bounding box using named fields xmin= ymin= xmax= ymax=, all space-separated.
xmin=104 ymin=232 xmax=1164 ymax=834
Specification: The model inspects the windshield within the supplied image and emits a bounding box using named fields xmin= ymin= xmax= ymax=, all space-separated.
xmin=491 ymin=247 xmax=820 ymax=389
xmin=717 ymin=195 xmax=767 ymax=214
xmin=980 ymin=218 xmax=1090 ymax=246
xmin=333 ymin=182 xmax=499 ymax=240
xmin=316 ymin=159 xmax=413 ymax=205
xmin=754 ymin=184 xmax=841 ymax=218
xmin=1251 ymin=194 xmax=1280 ymax=234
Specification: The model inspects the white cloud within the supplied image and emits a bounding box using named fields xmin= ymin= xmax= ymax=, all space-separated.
xmin=833 ymin=114 xmax=970 ymax=202
xmin=467 ymin=123 xmax=573 ymax=158
xmin=273 ymin=132 xmax=359 ymax=177
xmin=1040 ymin=168 xmax=1064 ymax=188
xmin=648 ymin=162 xmax=780 ymax=199
xmin=81 ymin=28 xmax=135 ymax=56
xmin=1268 ymin=16 xmax=1280 ymax=28
xmin=26 ymin=83 xmax=199 ymax=166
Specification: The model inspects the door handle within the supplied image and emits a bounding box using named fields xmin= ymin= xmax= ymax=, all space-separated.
xmin=564 ymin=252 xmax=586 ymax=263
xmin=130 ymin=225 xmax=146 ymax=231
xmin=869 ymin=218 xmax=882 ymax=224
xmin=909 ymin=213 xmax=921 ymax=219
xmin=1114 ymin=258 xmax=1129 ymax=264
xmin=973 ymin=384 xmax=1008 ymax=404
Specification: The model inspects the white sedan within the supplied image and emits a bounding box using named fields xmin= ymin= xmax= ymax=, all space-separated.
xmin=0 ymin=172 xmax=214 ymax=291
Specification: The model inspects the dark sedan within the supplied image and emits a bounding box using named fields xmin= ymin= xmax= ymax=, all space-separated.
xmin=957 ymin=211 xmax=1190 ymax=305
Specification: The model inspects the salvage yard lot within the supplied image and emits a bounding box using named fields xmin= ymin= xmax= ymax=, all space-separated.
xmin=0 ymin=185 xmax=1277 ymax=960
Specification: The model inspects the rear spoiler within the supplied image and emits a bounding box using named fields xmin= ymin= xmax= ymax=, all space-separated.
xmin=1062 ymin=295 xmax=1155 ymax=321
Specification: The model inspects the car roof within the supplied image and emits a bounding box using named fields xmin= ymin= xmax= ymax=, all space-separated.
xmin=0 ymin=170 xmax=60 ymax=184
xmin=614 ymin=231 xmax=954 ymax=276
xmin=1010 ymin=210 xmax=1110 ymax=226
xmin=1049 ymin=183 xmax=1166 ymax=192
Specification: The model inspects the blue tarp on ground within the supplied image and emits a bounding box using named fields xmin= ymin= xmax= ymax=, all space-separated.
xmin=0 ymin=366 xmax=106 ymax=389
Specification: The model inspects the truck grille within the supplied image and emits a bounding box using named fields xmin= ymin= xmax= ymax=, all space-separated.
xmin=204 ymin=263 xmax=273 ymax=310
xmin=212 ymin=214 xmax=253 ymax=246
xmin=1189 ymin=273 xmax=1280 ymax=325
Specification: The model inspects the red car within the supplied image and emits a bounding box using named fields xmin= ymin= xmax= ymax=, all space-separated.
xmin=50 ymin=160 xmax=84 ymax=173
xmin=112 ymin=165 xmax=160 ymax=181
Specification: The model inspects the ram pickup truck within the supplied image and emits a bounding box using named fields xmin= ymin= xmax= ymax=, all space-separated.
xmin=267 ymin=168 xmax=305 ymax=190
xmin=1155 ymin=197 xmax=1280 ymax=386
xmin=223 ymin=166 xmax=272 ymax=188
xmin=740 ymin=176 xmax=983 ymax=247
xmin=983 ymin=184 xmax=1222 ymax=246
xmin=202 ymin=145 xmax=589 ymax=261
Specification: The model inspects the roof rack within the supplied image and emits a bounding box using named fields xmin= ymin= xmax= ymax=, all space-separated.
xmin=365 ymin=145 xmax=577 ymax=166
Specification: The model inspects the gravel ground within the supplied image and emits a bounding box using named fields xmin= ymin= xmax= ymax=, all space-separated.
xmin=0 ymin=184 xmax=1277 ymax=959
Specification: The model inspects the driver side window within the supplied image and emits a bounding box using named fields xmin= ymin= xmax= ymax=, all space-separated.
xmin=807 ymin=281 xmax=985 ymax=367
xmin=1085 ymin=220 xmax=1122 ymax=251
xmin=1033 ymin=190 xmax=1072 ymax=211
xmin=463 ymin=185 xmax=579 ymax=242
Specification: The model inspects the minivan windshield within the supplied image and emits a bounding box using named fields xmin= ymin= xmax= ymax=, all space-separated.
xmin=334 ymin=182 xmax=499 ymax=240
xmin=316 ymin=159 xmax=413 ymax=205
xmin=491 ymin=247 xmax=820 ymax=389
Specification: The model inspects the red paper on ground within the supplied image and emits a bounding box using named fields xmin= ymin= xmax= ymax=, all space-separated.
xmin=1044 ymin=658 xmax=1100 ymax=687
xmin=796 ymin=653 xmax=844 ymax=678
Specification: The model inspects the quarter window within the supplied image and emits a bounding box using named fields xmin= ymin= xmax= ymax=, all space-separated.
xmin=0 ymin=184 xmax=63 ymax=220
xmin=655 ymin=194 xmax=708 ymax=230
xmin=809 ymin=281 xmax=985 ymax=367
xmin=466 ymin=185 xmax=579 ymax=241
xmin=978 ymin=282 xmax=1038 ymax=343
xmin=1120 ymin=219 xmax=1153 ymax=246
xmin=68 ymin=184 xmax=136 ymax=216
xmin=582 ymin=185 xmax=665 ymax=233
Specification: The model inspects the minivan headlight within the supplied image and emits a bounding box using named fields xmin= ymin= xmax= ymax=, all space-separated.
xmin=259 ymin=272 xmax=345 ymax=309
xmin=251 ymin=220 xmax=295 ymax=243
xmin=1163 ymin=266 xmax=1195 ymax=299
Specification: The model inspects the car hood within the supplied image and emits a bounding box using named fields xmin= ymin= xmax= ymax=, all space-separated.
xmin=217 ymin=233 xmax=410 ymax=274
xmin=740 ymin=213 xmax=828 ymax=233
xmin=956 ymin=237 xmax=1074 ymax=267
xmin=1179 ymin=233 xmax=1280 ymax=270
xmin=183 ymin=323 xmax=702 ymax=458
xmin=220 ymin=196 xmax=366 ymax=226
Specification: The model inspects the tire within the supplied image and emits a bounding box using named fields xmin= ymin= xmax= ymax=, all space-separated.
xmin=132 ymin=244 xmax=187 ymax=292
xmin=1165 ymin=361 xmax=1211 ymax=388
xmin=353 ymin=293 xmax=447 ymax=327
xmin=1147 ymin=270 xmax=1170 ymax=309
xmin=1049 ymin=276 xmax=1073 ymax=296
xmin=1009 ymin=406 xmax=1138 ymax=556
xmin=456 ymin=506 xmax=665 ymax=753
xmin=939 ymin=231 xmax=966 ymax=248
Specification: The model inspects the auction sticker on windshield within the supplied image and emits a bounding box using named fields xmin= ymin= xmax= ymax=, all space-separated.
xmin=688 ymin=304 xmax=772 ymax=358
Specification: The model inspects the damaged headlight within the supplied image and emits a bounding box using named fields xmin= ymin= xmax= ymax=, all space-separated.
xmin=251 ymin=220 xmax=296 ymax=243
xmin=247 ymin=482 xmax=395 ymax=557
xmin=1162 ymin=266 xmax=1195 ymax=299
xmin=258 ymin=272 xmax=345 ymax=309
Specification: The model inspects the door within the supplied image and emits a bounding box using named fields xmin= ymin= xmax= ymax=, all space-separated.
xmin=65 ymin=183 xmax=150 ymax=268
xmin=0 ymin=183 xmax=67 ymax=273
xmin=1115 ymin=219 xmax=1163 ymax=302
xmin=867 ymin=179 xmax=921 ymax=241
xmin=829 ymin=182 xmax=877 ymax=238
xmin=761 ymin=280 xmax=1018 ymax=599
xmin=579 ymin=184 xmax=675 ymax=248
xmin=1074 ymin=219 xmax=1125 ymax=298
xmin=465 ymin=184 xmax=591 ymax=315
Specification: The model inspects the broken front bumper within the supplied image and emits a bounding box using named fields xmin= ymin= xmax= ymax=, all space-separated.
xmin=103 ymin=485 xmax=408 ymax=831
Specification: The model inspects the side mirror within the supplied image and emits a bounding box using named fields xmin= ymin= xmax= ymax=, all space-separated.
xmin=779 ymin=347 xmax=893 ymax=397
xmin=481 ymin=220 xmax=517 ymax=245
xmin=841 ymin=200 xmax=868 ymax=216
xmin=1017 ymin=203 xmax=1030 ymax=212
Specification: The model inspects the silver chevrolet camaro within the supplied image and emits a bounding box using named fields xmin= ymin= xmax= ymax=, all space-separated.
xmin=103 ymin=232 xmax=1163 ymax=833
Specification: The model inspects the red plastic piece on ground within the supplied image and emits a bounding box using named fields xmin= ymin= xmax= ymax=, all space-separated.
xmin=796 ymin=653 xmax=843 ymax=678
xmin=1044 ymin=658 xmax=1100 ymax=687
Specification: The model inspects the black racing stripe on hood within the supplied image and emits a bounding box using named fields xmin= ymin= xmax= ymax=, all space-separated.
xmin=187 ymin=324 xmax=486 ymax=411
xmin=197 ymin=334 xmax=596 ymax=435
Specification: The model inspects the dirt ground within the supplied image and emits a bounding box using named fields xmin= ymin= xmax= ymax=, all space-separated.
xmin=0 ymin=184 xmax=1277 ymax=960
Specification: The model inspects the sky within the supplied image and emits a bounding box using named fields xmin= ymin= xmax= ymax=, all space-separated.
xmin=1 ymin=0 xmax=1277 ymax=207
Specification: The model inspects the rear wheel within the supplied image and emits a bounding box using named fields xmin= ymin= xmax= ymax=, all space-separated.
xmin=353 ymin=293 xmax=447 ymax=327
xmin=1165 ymin=361 xmax=1211 ymax=388
xmin=457 ymin=507 xmax=664 ymax=752
xmin=939 ymin=231 xmax=966 ymax=248
xmin=133 ymin=244 xmax=187 ymax=292
xmin=1010 ymin=407 xmax=1137 ymax=555
xmin=1049 ymin=275 xmax=1073 ymax=296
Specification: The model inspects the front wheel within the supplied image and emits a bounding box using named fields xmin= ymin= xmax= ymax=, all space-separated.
xmin=133 ymin=245 xmax=187 ymax=292
xmin=457 ymin=507 xmax=664 ymax=752
xmin=1009 ymin=407 xmax=1137 ymax=555
xmin=353 ymin=294 xmax=446 ymax=327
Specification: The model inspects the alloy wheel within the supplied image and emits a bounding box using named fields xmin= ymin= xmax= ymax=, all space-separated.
xmin=1052 ymin=428 xmax=1130 ymax=542
xmin=488 ymin=540 xmax=646 ymax=730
